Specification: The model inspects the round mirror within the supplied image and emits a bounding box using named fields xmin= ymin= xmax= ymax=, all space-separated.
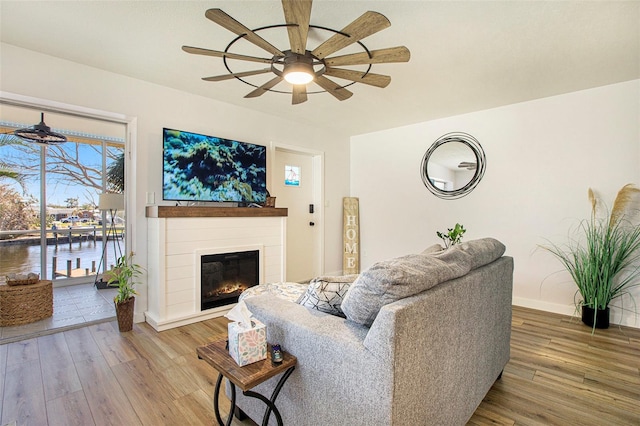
xmin=420 ymin=132 xmax=486 ymax=199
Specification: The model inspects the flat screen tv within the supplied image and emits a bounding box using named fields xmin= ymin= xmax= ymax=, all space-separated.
xmin=163 ymin=128 xmax=267 ymax=203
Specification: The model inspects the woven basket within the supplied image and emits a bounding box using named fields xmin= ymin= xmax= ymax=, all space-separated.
xmin=0 ymin=280 xmax=53 ymax=326
xmin=5 ymin=276 xmax=40 ymax=286
xmin=115 ymin=296 xmax=135 ymax=332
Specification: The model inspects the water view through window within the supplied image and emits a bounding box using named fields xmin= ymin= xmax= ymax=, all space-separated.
xmin=0 ymin=106 xmax=126 ymax=285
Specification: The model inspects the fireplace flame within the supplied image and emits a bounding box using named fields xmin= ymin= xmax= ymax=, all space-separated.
xmin=205 ymin=282 xmax=250 ymax=299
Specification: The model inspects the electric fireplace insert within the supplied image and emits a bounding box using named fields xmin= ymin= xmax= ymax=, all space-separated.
xmin=200 ymin=250 xmax=259 ymax=311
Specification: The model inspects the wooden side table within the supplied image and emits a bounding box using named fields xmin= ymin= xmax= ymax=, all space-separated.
xmin=0 ymin=280 xmax=53 ymax=326
xmin=197 ymin=339 xmax=297 ymax=426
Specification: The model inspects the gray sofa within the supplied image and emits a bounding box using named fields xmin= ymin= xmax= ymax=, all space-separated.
xmin=234 ymin=238 xmax=514 ymax=425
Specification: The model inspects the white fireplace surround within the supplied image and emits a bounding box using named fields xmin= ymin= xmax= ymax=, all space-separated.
xmin=195 ymin=245 xmax=264 ymax=312
xmin=145 ymin=207 xmax=287 ymax=331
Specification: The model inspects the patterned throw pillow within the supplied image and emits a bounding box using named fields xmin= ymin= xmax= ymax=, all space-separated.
xmin=298 ymin=275 xmax=359 ymax=317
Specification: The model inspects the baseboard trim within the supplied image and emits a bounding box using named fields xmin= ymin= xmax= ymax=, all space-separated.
xmin=512 ymin=297 xmax=577 ymax=317
xmin=513 ymin=297 xmax=640 ymax=329
xmin=144 ymin=306 xmax=231 ymax=331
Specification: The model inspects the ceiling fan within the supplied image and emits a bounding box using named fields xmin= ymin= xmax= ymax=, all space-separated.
xmin=12 ymin=113 xmax=67 ymax=144
xmin=458 ymin=161 xmax=477 ymax=171
xmin=182 ymin=0 xmax=410 ymax=105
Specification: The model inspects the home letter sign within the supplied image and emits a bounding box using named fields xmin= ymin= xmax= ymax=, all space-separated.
xmin=343 ymin=197 xmax=360 ymax=274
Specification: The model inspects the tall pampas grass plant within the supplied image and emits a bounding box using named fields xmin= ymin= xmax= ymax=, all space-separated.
xmin=542 ymin=184 xmax=640 ymax=327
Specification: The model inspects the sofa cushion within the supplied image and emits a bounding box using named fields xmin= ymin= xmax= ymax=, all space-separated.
xmin=341 ymin=238 xmax=505 ymax=326
xmin=342 ymin=250 xmax=472 ymax=326
xmin=421 ymin=244 xmax=444 ymax=255
xmin=458 ymin=237 xmax=506 ymax=270
xmin=298 ymin=274 xmax=359 ymax=316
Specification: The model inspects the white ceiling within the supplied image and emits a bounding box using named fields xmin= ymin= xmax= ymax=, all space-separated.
xmin=1 ymin=1 xmax=638 ymax=137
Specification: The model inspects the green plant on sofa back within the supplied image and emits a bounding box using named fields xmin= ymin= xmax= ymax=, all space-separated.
xmin=437 ymin=223 xmax=466 ymax=248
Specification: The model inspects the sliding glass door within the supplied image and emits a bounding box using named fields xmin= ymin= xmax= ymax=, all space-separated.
xmin=0 ymin=105 xmax=125 ymax=286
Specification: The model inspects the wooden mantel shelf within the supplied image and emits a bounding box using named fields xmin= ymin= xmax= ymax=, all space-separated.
xmin=145 ymin=205 xmax=288 ymax=218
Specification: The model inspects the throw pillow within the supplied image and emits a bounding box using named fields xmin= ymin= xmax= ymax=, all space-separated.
xmin=298 ymin=274 xmax=359 ymax=317
xmin=239 ymin=282 xmax=307 ymax=303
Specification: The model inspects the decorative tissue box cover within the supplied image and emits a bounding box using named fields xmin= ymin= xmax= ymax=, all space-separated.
xmin=228 ymin=319 xmax=267 ymax=366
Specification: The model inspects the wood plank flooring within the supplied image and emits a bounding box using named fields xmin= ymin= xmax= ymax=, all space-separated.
xmin=0 ymin=306 xmax=638 ymax=425
xmin=469 ymin=307 xmax=640 ymax=426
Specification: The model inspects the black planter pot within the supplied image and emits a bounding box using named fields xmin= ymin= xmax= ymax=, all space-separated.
xmin=581 ymin=305 xmax=610 ymax=329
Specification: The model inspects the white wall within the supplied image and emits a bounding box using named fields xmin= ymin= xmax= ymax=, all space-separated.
xmin=351 ymin=80 xmax=640 ymax=328
xmin=1 ymin=43 xmax=351 ymax=319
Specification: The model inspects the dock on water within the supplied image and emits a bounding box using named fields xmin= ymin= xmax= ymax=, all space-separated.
xmin=53 ymin=257 xmax=97 ymax=279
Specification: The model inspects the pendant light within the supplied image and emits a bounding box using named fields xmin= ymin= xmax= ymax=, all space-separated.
xmin=14 ymin=113 xmax=67 ymax=144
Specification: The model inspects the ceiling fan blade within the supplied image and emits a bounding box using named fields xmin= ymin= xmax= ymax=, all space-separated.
xmin=245 ymin=76 xmax=284 ymax=98
xmin=311 ymin=11 xmax=391 ymax=59
xmin=205 ymin=9 xmax=284 ymax=57
xmin=324 ymin=68 xmax=391 ymax=88
xmin=324 ymin=46 xmax=411 ymax=66
xmin=458 ymin=162 xmax=477 ymax=170
xmin=282 ymin=0 xmax=312 ymax=54
xmin=314 ymin=76 xmax=353 ymax=101
xmin=203 ymin=68 xmax=272 ymax=82
xmin=182 ymin=46 xmax=273 ymax=64
xmin=292 ymin=84 xmax=308 ymax=105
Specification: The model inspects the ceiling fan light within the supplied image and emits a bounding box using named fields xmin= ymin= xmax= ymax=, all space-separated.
xmin=283 ymin=62 xmax=314 ymax=85
xmin=13 ymin=113 xmax=67 ymax=144
xmin=284 ymin=71 xmax=314 ymax=85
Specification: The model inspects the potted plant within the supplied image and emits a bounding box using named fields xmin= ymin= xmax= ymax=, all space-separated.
xmin=436 ymin=223 xmax=466 ymax=248
xmin=108 ymin=252 xmax=143 ymax=332
xmin=541 ymin=184 xmax=640 ymax=329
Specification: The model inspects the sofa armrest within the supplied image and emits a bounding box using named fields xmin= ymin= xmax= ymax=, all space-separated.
xmin=239 ymin=295 xmax=394 ymax=425
xmin=366 ymin=256 xmax=514 ymax=425
xmin=244 ymin=294 xmax=370 ymax=354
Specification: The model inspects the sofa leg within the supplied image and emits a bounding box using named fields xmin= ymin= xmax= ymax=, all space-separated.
xmin=234 ymin=406 xmax=248 ymax=420
xmin=497 ymin=369 xmax=503 ymax=380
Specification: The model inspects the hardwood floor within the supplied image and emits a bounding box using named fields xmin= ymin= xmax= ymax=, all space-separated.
xmin=0 ymin=306 xmax=638 ymax=425
xmin=470 ymin=307 xmax=640 ymax=426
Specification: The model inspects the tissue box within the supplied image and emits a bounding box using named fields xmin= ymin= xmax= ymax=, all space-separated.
xmin=228 ymin=319 xmax=267 ymax=366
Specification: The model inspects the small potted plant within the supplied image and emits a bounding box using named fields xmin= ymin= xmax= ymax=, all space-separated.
xmin=108 ymin=252 xmax=143 ymax=332
xmin=436 ymin=223 xmax=466 ymax=249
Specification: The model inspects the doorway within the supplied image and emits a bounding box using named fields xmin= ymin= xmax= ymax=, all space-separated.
xmin=272 ymin=145 xmax=323 ymax=282
xmin=0 ymin=95 xmax=132 ymax=287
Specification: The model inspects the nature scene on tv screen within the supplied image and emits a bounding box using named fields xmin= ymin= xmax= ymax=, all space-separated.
xmin=163 ymin=129 xmax=267 ymax=202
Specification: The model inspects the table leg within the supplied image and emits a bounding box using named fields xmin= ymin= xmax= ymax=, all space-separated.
xmin=242 ymin=390 xmax=283 ymax=426
xmin=213 ymin=373 xmax=235 ymax=426
xmin=243 ymin=365 xmax=295 ymax=426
